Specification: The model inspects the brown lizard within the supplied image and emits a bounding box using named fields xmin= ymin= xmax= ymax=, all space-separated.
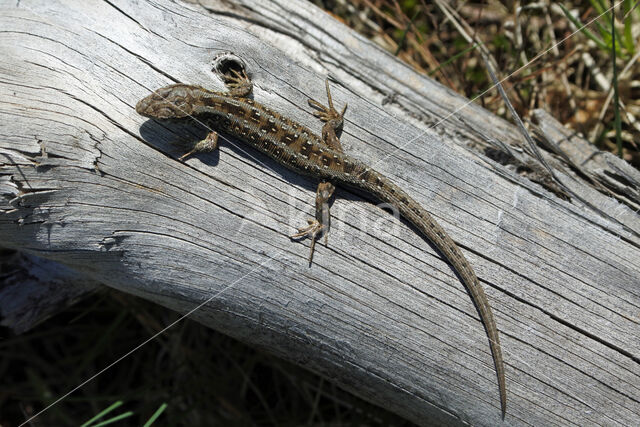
xmin=136 ymin=70 xmax=506 ymax=417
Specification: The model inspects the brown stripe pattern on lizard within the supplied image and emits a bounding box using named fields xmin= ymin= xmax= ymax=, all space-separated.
xmin=136 ymin=70 xmax=506 ymax=417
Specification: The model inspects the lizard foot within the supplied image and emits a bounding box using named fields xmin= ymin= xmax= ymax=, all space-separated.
xmin=223 ymin=69 xmax=252 ymax=97
xmin=179 ymin=131 xmax=219 ymax=161
xmin=308 ymin=79 xmax=347 ymax=125
xmin=290 ymin=218 xmax=327 ymax=264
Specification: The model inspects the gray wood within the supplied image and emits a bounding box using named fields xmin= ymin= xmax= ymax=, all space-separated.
xmin=1 ymin=0 xmax=639 ymax=425
xmin=532 ymin=108 xmax=640 ymax=210
xmin=0 ymin=251 xmax=102 ymax=334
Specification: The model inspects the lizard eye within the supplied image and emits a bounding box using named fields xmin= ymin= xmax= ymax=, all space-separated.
xmin=171 ymin=97 xmax=194 ymax=117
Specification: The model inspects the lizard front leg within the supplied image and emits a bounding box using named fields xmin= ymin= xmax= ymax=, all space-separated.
xmin=178 ymin=69 xmax=252 ymax=161
xmin=291 ymin=80 xmax=346 ymax=263
xmin=179 ymin=130 xmax=219 ymax=161
xmin=223 ymin=68 xmax=252 ymax=98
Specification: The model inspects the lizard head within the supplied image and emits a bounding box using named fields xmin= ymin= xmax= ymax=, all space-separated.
xmin=136 ymin=84 xmax=198 ymax=119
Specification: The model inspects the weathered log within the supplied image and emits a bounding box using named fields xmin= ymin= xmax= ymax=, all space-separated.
xmin=1 ymin=0 xmax=638 ymax=425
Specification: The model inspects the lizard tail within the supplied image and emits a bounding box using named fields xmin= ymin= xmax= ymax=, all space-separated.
xmin=350 ymin=172 xmax=507 ymax=417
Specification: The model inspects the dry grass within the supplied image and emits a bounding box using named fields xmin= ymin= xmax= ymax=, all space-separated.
xmin=318 ymin=0 xmax=639 ymax=166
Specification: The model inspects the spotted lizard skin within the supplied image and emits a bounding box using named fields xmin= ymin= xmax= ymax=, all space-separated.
xmin=136 ymin=80 xmax=506 ymax=417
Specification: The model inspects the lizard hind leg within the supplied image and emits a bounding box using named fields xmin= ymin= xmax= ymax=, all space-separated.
xmin=290 ymin=181 xmax=335 ymax=264
xmin=308 ymin=80 xmax=347 ymax=152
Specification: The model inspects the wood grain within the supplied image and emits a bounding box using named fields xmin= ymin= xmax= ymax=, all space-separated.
xmin=1 ymin=0 xmax=638 ymax=425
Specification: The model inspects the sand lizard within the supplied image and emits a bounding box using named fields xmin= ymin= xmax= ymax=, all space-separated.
xmin=136 ymin=70 xmax=507 ymax=416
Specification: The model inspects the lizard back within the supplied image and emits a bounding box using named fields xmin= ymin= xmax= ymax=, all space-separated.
xmin=136 ymin=83 xmax=506 ymax=415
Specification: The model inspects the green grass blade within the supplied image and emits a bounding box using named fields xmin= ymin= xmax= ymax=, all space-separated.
xmin=80 ymin=401 xmax=123 ymax=427
xmin=623 ymin=0 xmax=635 ymax=53
xmin=429 ymin=43 xmax=479 ymax=77
xmin=611 ymin=0 xmax=623 ymax=157
xmin=559 ymin=3 xmax=609 ymax=50
xmin=590 ymin=0 xmax=608 ymax=14
xmin=143 ymin=403 xmax=168 ymax=427
xmin=89 ymin=411 xmax=134 ymax=427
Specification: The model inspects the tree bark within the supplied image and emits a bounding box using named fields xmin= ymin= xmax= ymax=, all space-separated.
xmin=1 ymin=0 xmax=639 ymax=425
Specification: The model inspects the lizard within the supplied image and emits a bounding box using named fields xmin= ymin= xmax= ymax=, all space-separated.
xmin=136 ymin=69 xmax=507 ymax=417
